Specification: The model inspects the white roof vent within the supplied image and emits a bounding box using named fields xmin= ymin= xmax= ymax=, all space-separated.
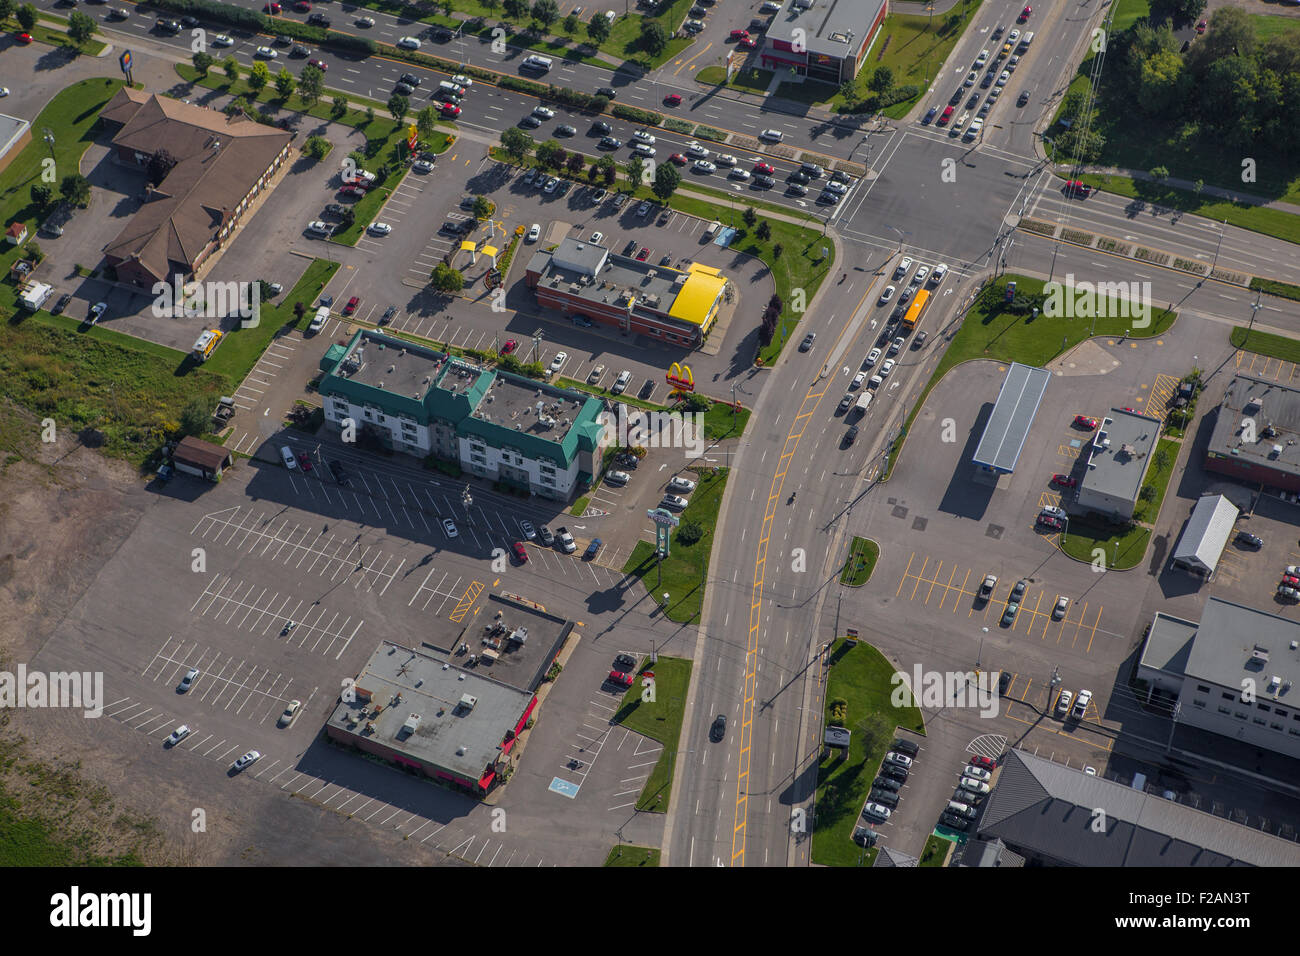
xmin=401 ymin=713 xmax=422 ymax=735
xmin=459 ymin=693 xmax=478 ymax=711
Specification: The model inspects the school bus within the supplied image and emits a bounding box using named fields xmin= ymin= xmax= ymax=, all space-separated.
xmin=191 ymin=329 xmax=223 ymax=362
xmin=902 ymin=288 xmax=930 ymax=330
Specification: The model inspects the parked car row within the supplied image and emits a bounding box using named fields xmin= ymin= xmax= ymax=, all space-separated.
xmin=1054 ymin=686 xmax=1093 ymax=721
xmin=862 ymin=738 xmax=919 ymax=823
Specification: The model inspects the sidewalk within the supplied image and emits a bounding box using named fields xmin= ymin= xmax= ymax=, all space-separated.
xmin=1071 ymin=165 xmax=1300 ymax=217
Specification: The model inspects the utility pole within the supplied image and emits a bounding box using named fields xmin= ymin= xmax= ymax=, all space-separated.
xmin=1245 ymin=290 xmax=1261 ymax=349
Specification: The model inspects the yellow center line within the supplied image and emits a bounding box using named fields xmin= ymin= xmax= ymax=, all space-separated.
xmin=674 ymin=41 xmax=714 ymax=76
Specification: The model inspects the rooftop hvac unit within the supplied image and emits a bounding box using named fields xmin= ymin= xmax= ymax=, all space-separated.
xmin=1268 ymin=675 xmax=1281 ymax=691
xmin=1271 ymin=444 xmax=1283 ymax=458
xmin=647 ymin=269 xmax=657 ymax=279
xmin=459 ymin=693 xmax=478 ymax=711
xmin=456 ymin=745 xmax=467 ymax=756
xmin=1251 ymin=646 xmax=1270 ymax=664
xmin=377 ymin=381 xmax=384 ymax=389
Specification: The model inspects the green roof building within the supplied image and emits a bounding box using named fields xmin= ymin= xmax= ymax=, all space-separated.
xmin=318 ymin=331 xmax=607 ymax=499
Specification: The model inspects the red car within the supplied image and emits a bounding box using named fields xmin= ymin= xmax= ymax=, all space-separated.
xmin=669 ymin=153 xmax=688 ymax=166
xmin=729 ymin=29 xmax=750 ymax=41
xmin=1196 ymin=18 xmax=1207 ymax=34
xmin=435 ymin=101 xmax=461 ymax=117
xmin=294 ymin=0 xmax=311 ymax=10
xmin=1037 ymin=515 xmax=1064 ymax=530
xmin=15 ymin=32 xmax=33 ymax=43
xmin=511 ymin=541 xmax=528 ymax=563
xmin=636 ymin=247 xmax=650 ymax=261
xmin=500 ymin=339 xmax=517 ymax=354
xmin=338 ymin=184 xmax=366 ymax=198
xmin=263 ymin=1 xmax=281 ymax=11
xmin=739 ymin=37 xmax=757 ymax=49
xmin=968 ymin=754 xmax=997 ymax=771
xmin=1018 ymin=5 xmax=1031 ymax=22
xmin=608 ymin=669 xmax=634 ymax=688
xmin=1051 ymin=473 xmax=1078 ymax=488
xmin=297 ymin=453 xmax=313 ymax=472
xmin=343 ymin=296 xmax=359 ymax=316
xmin=663 ymin=93 xmax=682 ymax=106
xmin=1283 ymin=574 xmax=1300 ymax=587
xmin=937 ymin=105 xmax=955 ymax=126
xmin=753 ymin=161 xmax=775 ymax=175
xmin=307 ymin=58 xmax=327 ymax=71
xmin=1073 ymin=415 xmax=1099 ymax=429
xmin=1064 ymin=180 xmax=1092 ymax=198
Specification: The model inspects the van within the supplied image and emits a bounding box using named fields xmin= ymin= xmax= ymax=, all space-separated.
xmin=309 ymin=305 xmax=329 ymax=333
xmin=853 ymin=392 xmax=872 ymax=418
xmin=947 ymin=800 xmax=976 ymax=818
xmin=438 ymin=80 xmax=465 ymax=98
xmin=280 ymin=445 xmax=297 ymax=469
xmin=522 ymin=54 xmax=553 ymax=72
xmin=1017 ymin=31 xmax=1033 ymax=50
xmin=703 ymin=220 xmax=721 ymax=240
xmin=191 ymin=329 xmax=223 ymax=362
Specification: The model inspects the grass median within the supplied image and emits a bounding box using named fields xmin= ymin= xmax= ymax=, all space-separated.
xmin=840 ymin=537 xmax=879 ymax=587
xmin=611 ymin=656 xmax=692 ymax=812
xmin=603 ymin=845 xmax=661 ymax=866
xmin=1059 ymin=520 xmax=1151 ymax=571
xmin=1231 ymin=326 xmax=1300 ymax=364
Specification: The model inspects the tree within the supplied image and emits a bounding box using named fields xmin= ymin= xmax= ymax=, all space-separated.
xmin=16 ymin=3 xmax=36 ymax=31
xmin=536 ymin=138 xmax=565 ymax=169
xmin=472 ymin=195 xmax=493 ymax=219
xmin=416 ymin=105 xmax=438 ymax=141
xmin=742 ymin=206 xmax=757 ymax=229
xmin=501 ymin=126 xmax=534 ymax=161
xmin=365 ymin=105 xmax=375 ymax=124
xmin=223 ymin=56 xmax=240 ymax=83
xmin=639 ymin=20 xmax=668 ymax=56
xmin=431 ymin=262 xmax=465 ymax=292
xmin=297 ymin=63 xmax=325 ymax=106
xmin=248 ymin=61 xmax=271 ymax=91
xmin=566 ymin=152 xmax=585 ymax=174
xmin=442 ymin=0 xmax=454 ymax=14
xmin=626 ymin=154 xmax=645 ymax=187
xmin=532 ymin=0 xmax=559 ymax=28
xmin=587 ymin=11 xmax=611 ymax=44
xmin=676 ymin=518 xmax=704 ymax=545
xmin=756 ymin=220 xmax=771 ymax=241
xmin=1192 ymin=178 xmax=1204 ymax=196
xmin=503 ymin=0 xmax=528 ymax=18
xmin=146 ymin=149 xmax=178 ymax=186
xmin=1149 ymin=165 xmax=1170 ymax=183
xmin=192 ymin=51 xmax=214 ymax=76
xmin=177 ymin=397 xmax=211 ymax=438
xmin=869 ymin=65 xmax=894 ymax=93
xmin=0 ymin=0 xmax=15 ymax=23
xmin=1139 ymin=485 xmax=1157 ymax=503
xmin=482 ymin=0 xmax=500 ymax=9
xmin=772 ymin=243 xmax=783 ymax=260
xmin=602 ymin=159 xmax=616 ymax=185
xmin=652 ymin=162 xmax=681 ymax=200
xmin=564 ymin=12 xmax=579 ymax=33
xmin=388 ymin=93 xmax=410 ymax=124
xmin=67 ymin=10 xmax=96 ymax=45
xmin=1154 ymin=447 xmax=1171 ymax=471
xmin=274 ymin=67 xmax=295 ymax=99
xmin=331 ymin=95 xmax=348 ymax=119
xmin=303 ymin=136 xmax=331 ymax=160
xmin=838 ymin=80 xmax=858 ymax=105
xmin=30 ymin=184 xmax=53 ymax=208
xmin=1133 ymin=49 xmax=1188 ymax=118
xmin=60 ymin=173 xmax=91 ymax=208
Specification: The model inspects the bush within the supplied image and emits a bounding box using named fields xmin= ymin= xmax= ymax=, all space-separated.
xmin=828 ymin=698 xmax=848 ymax=726
xmin=676 ymin=517 xmax=703 ymax=545
xmin=612 ymin=104 xmax=664 ymax=127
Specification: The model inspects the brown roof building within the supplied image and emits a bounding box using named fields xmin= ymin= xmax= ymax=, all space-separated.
xmin=99 ymin=89 xmax=293 ymax=288
xmin=173 ymin=435 xmax=233 ymax=481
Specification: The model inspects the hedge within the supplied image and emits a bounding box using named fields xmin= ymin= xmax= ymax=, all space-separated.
xmin=1249 ymin=277 xmax=1300 ymax=302
xmin=613 ymin=104 xmax=664 ymax=127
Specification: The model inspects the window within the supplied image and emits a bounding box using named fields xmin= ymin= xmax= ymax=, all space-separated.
xmin=1235 ymin=712 xmax=1248 ymax=720
xmin=1196 ymin=684 xmax=1210 ymax=693
xmin=1270 ymin=723 xmax=1283 ymax=731
xmin=1221 ymin=692 xmax=1235 ymax=701
xmin=1257 ymin=702 xmax=1270 ymax=711
xmin=541 ymin=465 xmax=555 ymax=475
xmin=1252 ymin=717 xmax=1267 ymax=726
xmin=1218 ymin=706 xmax=1231 ymax=715
xmin=1192 ymin=699 xmax=1206 ymax=708
xmin=471 ymin=454 xmax=485 ymax=465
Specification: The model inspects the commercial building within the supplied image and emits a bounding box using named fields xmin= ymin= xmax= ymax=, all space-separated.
xmin=1205 ymin=374 xmax=1300 ymax=494
xmin=326 ymin=641 xmax=537 ymax=796
xmin=172 ymin=435 xmax=233 ymax=481
xmin=1075 ymin=408 xmax=1158 ymax=520
xmin=524 ymin=236 xmax=728 ymax=349
xmin=760 ymin=0 xmax=889 ymax=85
xmin=1139 ymin=597 xmax=1300 ymax=761
xmin=972 ymin=362 xmax=1051 ymax=475
xmin=99 ymin=88 xmax=293 ymax=288
xmin=1171 ymin=494 xmax=1239 ymax=577
xmin=971 ymin=749 xmax=1300 ymax=865
xmin=317 ymin=330 xmax=608 ymax=499
xmin=0 ymin=110 xmax=31 ymax=179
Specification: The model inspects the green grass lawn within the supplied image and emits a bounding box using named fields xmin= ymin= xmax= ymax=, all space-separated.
xmin=701 ymin=398 xmax=750 ymax=441
xmin=621 ymin=467 xmax=728 ymax=625
xmin=919 ymin=833 xmax=949 ymax=866
xmin=603 ymin=844 xmax=661 ymax=866
xmin=697 ymin=66 xmax=774 ymax=95
xmin=2 ymin=11 xmax=109 ymax=55
xmin=1250 ymin=13 xmax=1300 ymax=42
xmin=1231 ymin=326 xmax=1300 ymax=364
xmin=840 ymin=537 xmax=879 ymax=587
xmin=884 ymin=275 xmax=1177 ymax=478
xmin=1132 ymin=438 xmax=1180 ymax=525
xmin=610 ymin=656 xmax=692 ymax=812
xmin=812 ymin=638 xmax=923 ymax=867
xmin=1060 ymin=520 xmax=1151 ymax=571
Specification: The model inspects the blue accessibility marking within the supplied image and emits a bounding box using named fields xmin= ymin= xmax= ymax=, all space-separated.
xmin=549 ymin=776 xmax=581 ymax=799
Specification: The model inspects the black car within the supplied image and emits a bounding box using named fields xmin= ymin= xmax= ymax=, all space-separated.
xmin=753 ymin=175 xmax=776 ymax=188
xmin=433 ymin=27 xmax=453 ymax=41
xmin=394 ymin=82 xmax=416 ymax=96
xmin=844 ymin=424 xmax=859 ymax=446
xmin=940 ymin=813 xmax=972 ymax=831
xmin=328 ymin=461 xmax=350 ymax=486
xmin=891 ymin=738 xmax=920 ymax=758
xmin=51 ymin=293 xmax=72 ymax=315
xmin=1237 ymin=531 xmax=1263 ymax=548
xmin=998 ymin=671 xmax=1012 ymax=694
xmin=872 ymin=775 xmax=902 ymax=793
xmin=307 ymin=13 xmax=330 ymax=26
xmin=400 ymin=73 xmax=421 ymax=87
xmin=155 ymin=18 xmax=181 ymax=32
xmin=966 ymin=93 xmax=980 ymax=110
xmin=598 ymin=135 xmax=621 ymax=149
xmin=949 ymin=87 xmax=964 ymax=106
xmin=869 ymin=788 xmax=900 ymax=809
xmin=380 ymin=306 xmax=397 ymax=325
xmin=710 ymin=714 xmax=727 ymax=741
xmin=539 ymin=526 xmax=555 ymax=547
xmin=623 ymin=239 xmax=638 ymax=256
xmin=592 ymin=120 xmax=612 ymax=135
xmin=614 ymin=653 xmax=637 ymax=669
xmin=180 ymin=15 xmax=200 ymax=27
xmin=1017 ymin=90 xmax=1030 ymax=106
xmin=596 ymin=86 xmax=617 ymax=99
xmin=799 ymin=332 xmax=815 ymax=352
xmin=520 ymin=116 xmax=543 ymax=129
xmin=880 ymin=763 xmax=908 ymax=783
xmin=273 ymin=34 xmax=292 ymax=45
xmin=787 ymin=171 xmax=810 ymax=185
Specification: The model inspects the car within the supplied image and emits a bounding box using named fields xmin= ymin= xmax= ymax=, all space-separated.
xmin=368 ymin=222 xmax=391 ymax=236
xmin=1072 ymin=689 xmax=1092 ymax=719
xmin=884 ymin=751 xmax=913 ymax=769
xmin=869 ymin=789 xmax=900 ymax=808
xmin=636 ymin=247 xmax=650 ymax=261
xmin=212 ymin=34 xmax=233 ymax=46
xmin=555 ymin=124 xmax=579 ymax=137
xmin=1073 ymin=415 xmax=1100 ymax=429
xmin=664 ymin=93 xmax=682 ymax=106
xmin=549 ymin=352 xmax=567 ymax=373
xmin=968 ymin=754 xmax=996 ymax=771
xmin=329 ymin=460 xmax=350 ymax=486
xmin=759 ymin=129 xmax=783 ymax=141
xmin=394 ymin=81 xmax=418 ymax=97
xmin=752 ymin=162 xmax=776 ymax=177
xmin=412 ymin=159 xmax=435 ymax=174
xmin=1005 ymin=578 xmax=1025 ymax=602
xmin=544 ymin=177 xmax=559 ymax=194
xmin=596 ymin=135 xmax=625 ymax=151
xmin=938 ymin=106 xmax=955 ymax=126
xmin=177 ymin=667 xmax=200 ymax=693
xmin=867 ymin=374 xmax=883 ymax=390
xmin=435 ymin=102 xmax=461 ymax=117
xmin=875 ymin=762 xmax=908 ymax=785
xmin=923 ymin=106 xmax=938 ymax=124
xmin=912 ymin=331 xmax=929 ymax=349
xmin=1007 ymin=28 xmax=1020 ymax=43
xmin=296 ymin=452 xmax=313 ymax=472
xmin=165 ymin=724 xmax=192 ymax=746
xmin=556 ymin=527 xmax=577 ymax=553
xmin=667 ymin=476 xmax=696 ymax=494
xmin=1017 ymin=89 xmax=1031 ymax=107
xmin=710 ymin=714 xmax=727 ymax=741
xmin=1002 ymin=600 xmax=1020 ymax=626
xmin=233 ymin=750 xmax=262 ymax=771
xmin=255 ymin=45 xmax=278 ymax=58
xmin=739 ymin=36 xmax=757 ymax=49
xmin=878 ymin=285 xmax=896 ymax=304
xmin=87 ymin=301 xmax=107 ymax=325
xmin=842 ymin=423 xmax=859 ymax=446
xmin=441 ymin=518 xmax=459 ymax=539
xmin=520 ymin=115 xmax=546 ymax=130
xmin=590 ymin=119 xmax=613 ymax=136
xmin=684 ymin=17 xmax=705 ymax=32
xmin=612 ymin=370 xmax=631 ymax=394
xmin=509 ymin=540 xmax=529 ymax=564
xmin=851 ymin=371 xmax=867 ymax=390
xmin=873 ymin=775 xmax=902 ymax=793
xmin=1018 ymin=4 xmax=1031 ymax=21
xmin=524 ymin=222 xmax=542 ymax=244
xmin=1055 ymin=689 xmax=1073 ymax=715
xmin=661 ymin=494 xmax=689 ymax=511
xmin=1279 ymin=585 xmax=1300 ymax=600
xmin=899 ymin=286 xmax=914 ymax=305
xmin=293 ymin=0 xmax=310 ymax=9
xmin=1283 ymin=574 xmax=1300 ymax=587
xmin=606 ymin=470 xmax=631 ymax=486
xmin=1053 ymin=595 xmax=1070 ymax=620
xmin=1040 ymin=503 xmax=1067 ymax=520
xmin=516 ymin=519 xmax=537 ymax=541
xmin=838 ymin=394 xmax=855 ymax=413
xmin=668 ymin=152 xmax=688 ymax=166
xmin=888 ymin=336 xmax=905 ymax=355
xmin=996 ymin=70 xmax=1010 ymax=87
xmin=981 ymin=72 xmax=994 ymax=88
xmin=964 ymin=766 xmax=992 ymax=783
xmin=971 ymin=575 xmax=996 ymax=606
xmin=941 ymin=813 xmax=973 ymax=831
xmin=1064 ymin=180 xmax=1093 ymax=199
xmin=1051 ymin=473 xmax=1077 ymax=488
xmin=693 ymin=160 xmax=717 ymax=174
xmin=862 ymin=802 xmax=892 ymax=821
xmin=397 ymin=35 xmax=422 ymax=48
xmin=452 ymin=75 xmax=474 ymax=89
xmin=816 ymin=189 xmax=839 ymax=204
xmin=880 ymin=358 xmax=896 ymax=378
xmin=264 ymin=1 xmax=281 ymax=10
xmin=978 ymin=100 xmax=993 ymax=117
xmin=1037 ymin=515 xmax=1065 ymax=531
xmin=966 ymin=93 xmax=982 ymax=110
xmin=585 ymin=232 xmax=604 ymax=247
xmin=278 ymin=700 xmax=302 ymax=727
xmin=530 ymin=526 xmax=552 ymax=549
xmin=799 ymin=332 xmax=816 ymax=352
xmin=965 ymin=71 xmax=977 ymax=87
xmin=729 ymin=29 xmax=750 ymax=41
xmin=632 ymin=129 xmax=656 ymax=144
xmin=726 ymin=168 xmax=753 ymax=183
xmin=338 ymin=296 xmax=358 ymax=317
xmin=711 ymin=154 xmax=737 ymax=169
xmin=960 ymin=777 xmax=991 ymax=796
xmin=1196 ymin=18 xmax=1206 ymax=33
xmin=356 ymin=15 xmax=375 ymax=26
xmin=1237 ymin=531 xmax=1264 ymax=548
xmin=530 ymin=107 xmax=557 ymax=123
xmin=49 ymin=293 xmax=72 ymax=316
xmin=584 ymin=538 xmax=603 ymax=560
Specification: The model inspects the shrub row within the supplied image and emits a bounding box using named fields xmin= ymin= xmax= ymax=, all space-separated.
xmin=1096 ymin=237 xmax=1130 ymax=254
xmin=1018 ymin=218 xmax=1056 ymax=237
xmin=693 ymin=125 xmax=726 ymax=142
xmin=1250 ymin=276 xmax=1300 ymax=301
xmin=1060 ymin=228 xmax=1093 ymax=245
xmin=662 ymin=118 xmax=694 ymax=134
xmin=612 ymin=104 xmax=664 ymax=127
xmin=1134 ymin=247 xmax=1169 ymax=265
xmin=1172 ymin=257 xmax=1206 ymax=274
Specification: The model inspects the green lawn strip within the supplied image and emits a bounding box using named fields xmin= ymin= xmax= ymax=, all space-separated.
xmin=603 ymin=845 xmax=661 ymax=866
xmin=569 ymin=494 xmax=590 ymax=515
xmin=1132 ymin=437 xmax=1180 ymax=525
xmin=812 ymin=638 xmax=923 ymax=867
xmin=620 ymin=467 xmax=728 ymax=624
xmin=3 ymin=12 xmax=109 ymax=55
xmin=610 ymin=656 xmax=693 ymax=812
xmin=1230 ymin=326 xmax=1300 ymax=363
xmin=882 ymin=275 xmax=1176 ymax=478
xmin=698 ymin=66 xmax=774 ymax=95
xmin=700 ymin=398 xmax=750 ymax=441
xmin=203 ymin=260 xmax=340 ymax=384
xmin=1247 ymin=278 xmax=1300 ymax=303
xmin=919 ymin=833 xmax=949 ymax=866
xmin=839 ymin=536 xmax=879 ymax=587
xmin=0 ymin=782 xmax=143 ymax=866
xmin=1059 ymin=520 xmax=1150 ymax=571
xmin=1108 ymin=0 xmax=1151 ymax=32
xmin=1251 ymin=12 xmax=1300 ymax=41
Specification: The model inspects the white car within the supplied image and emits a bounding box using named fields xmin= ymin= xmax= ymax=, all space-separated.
xmin=88 ymin=302 xmax=107 ymax=324
xmin=959 ymin=777 xmax=991 ymax=795
xmin=975 ymin=49 xmax=989 ymax=66
xmin=589 ymin=231 xmax=604 ymax=244
xmin=307 ymin=220 xmax=330 ymax=236
xmin=278 ymin=700 xmax=301 ymax=727
xmin=356 ymin=16 xmax=376 ymax=26
xmin=1056 ymin=689 xmax=1073 ymax=715
xmin=964 ymin=765 xmax=992 ymax=782
xmin=868 ymin=374 xmax=883 ymax=390
xmin=557 ymin=528 xmax=576 ymax=552
xmin=759 ymin=129 xmax=783 ymax=141
xmin=442 ymin=518 xmax=459 ymax=538
xmin=606 ymin=470 xmax=631 ymax=485
xmin=526 ymin=223 xmax=541 ymax=242
xmin=880 ymin=358 xmax=896 ymax=377
xmin=824 ymin=181 xmax=847 ymax=195
xmin=532 ymin=106 xmax=555 ymax=119
xmin=894 ymin=256 xmax=913 ymax=278
xmin=213 ymin=34 xmax=233 ymax=47
xmin=661 ymin=494 xmax=689 ymax=510
xmin=1073 ymin=689 xmax=1093 ymax=718
xmin=913 ymin=265 xmax=929 ymax=284
xmin=851 ymin=371 xmax=867 ymax=389
xmin=178 ymin=667 xmax=199 ymax=692
xmin=1008 ymin=28 xmax=1020 ymax=42
xmin=397 ymin=36 xmax=422 ymax=49
xmin=452 ymin=74 xmax=474 ymax=87
xmin=165 ymin=725 xmax=191 ymax=746
xmin=255 ymin=46 xmax=277 ymax=58
xmin=0 ymin=88 xmax=8 ymax=98
xmin=879 ymin=285 xmax=895 ymax=304
xmin=930 ymin=263 xmax=947 ymax=284
xmin=368 ymin=222 xmax=391 ymax=235
xmin=729 ymin=168 xmax=751 ymax=181
xmin=667 ymin=476 xmax=696 ymax=493
xmin=686 ymin=141 xmax=709 ymax=157
xmin=996 ymin=70 xmax=1010 ymax=86
xmin=863 ymin=802 xmax=892 ymax=821
xmin=632 ymin=143 xmax=656 ymax=157
xmin=884 ymin=751 xmax=913 ymax=768
xmin=413 ymin=160 xmax=434 ymax=173
xmin=692 ymin=160 xmax=716 ymax=173
xmin=1053 ymin=595 xmax=1070 ymax=619
xmin=549 ymin=351 xmax=567 ymax=372
xmin=520 ymin=520 xmax=536 ymax=539
xmin=716 ymin=153 xmax=737 ymax=167
xmin=544 ymin=177 xmax=559 ymax=193
xmin=233 ymin=750 xmax=262 ymax=771
xmin=865 ymin=347 xmax=882 ymax=367
xmin=631 ymin=129 xmax=656 ymax=144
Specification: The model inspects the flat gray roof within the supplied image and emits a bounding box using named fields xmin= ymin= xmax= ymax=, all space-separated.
xmin=532 ymin=237 xmax=695 ymax=326
xmin=972 ymin=362 xmax=1051 ymax=473
xmin=1079 ymin=408 xmax=1159 ymax=504
xmin=767 ymin=0 xmax=888 ymax=59
xmin=1140 ymin=611 xmax=1199 ymax=676
xmin=343 ymin=332 xmax=443 ymax=399
xmin=1207 ymin=374 xmax=1300 ymax=480
xmin=469 ymin=375 xmax=591 ymax=449
xmin=1172 ymin=494 xmax=1239 ymax=573
xmin=1184 ymin=597 xmax=1300 ymax=695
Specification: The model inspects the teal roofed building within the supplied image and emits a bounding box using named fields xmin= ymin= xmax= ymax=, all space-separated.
xmin=317 ymin=330 xmax=608 ymax=499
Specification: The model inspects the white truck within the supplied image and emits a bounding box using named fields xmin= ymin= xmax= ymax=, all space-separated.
xmin=852 ymin=392 xmax=872 ymax=419
xmin=19 ymin=281 xmax=53 ymax=312
xmin=309 ymin=305 xmax=330 ymax=333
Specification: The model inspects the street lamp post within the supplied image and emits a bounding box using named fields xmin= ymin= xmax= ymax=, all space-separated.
xmin=42 ymin=128 xmax=55 ymax=162
xmin=1244 ymin=292 xmax=1262 ymax=349
xmin=1211 ymin=220 xmax=1226 ymax=273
